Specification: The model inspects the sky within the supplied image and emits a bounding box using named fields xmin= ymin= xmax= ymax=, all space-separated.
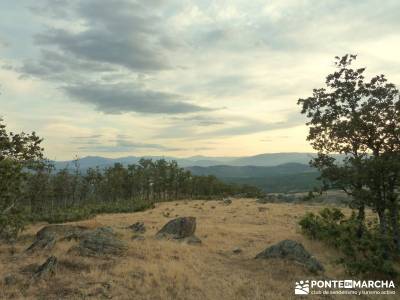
xmin=1 ymin=0 xmax=400 ymax=160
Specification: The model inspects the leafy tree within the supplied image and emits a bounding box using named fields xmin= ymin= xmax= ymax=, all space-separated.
xmin=0 ymin=118 xmax=44 ymax=239
xmin=298 ymin=54 xmax=400 ymax=251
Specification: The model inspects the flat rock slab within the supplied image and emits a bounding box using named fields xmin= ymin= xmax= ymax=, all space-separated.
xmin=255 ymin=239 xmax=324 ymax=273
xmin=74 ymin=227 xmax=127 ymax=257
xmin=156 ymin=217 xmax=196 ymax=240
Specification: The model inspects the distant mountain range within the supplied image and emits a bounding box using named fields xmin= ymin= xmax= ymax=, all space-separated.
xmin=54 ymin=152 xmax=318 ymax=170
xmin=53 ymin=153 xmax=325 ymax=193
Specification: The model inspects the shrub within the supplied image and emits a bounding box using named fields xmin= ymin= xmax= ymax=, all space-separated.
xmin=299 ymin=208 xmax=398 ymax=278
xmin=30 ymin=199 xmax=154 ymax=224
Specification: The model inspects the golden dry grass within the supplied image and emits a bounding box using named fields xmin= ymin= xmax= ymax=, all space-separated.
xmin=0 ymin=199 xmax=397 ymax=299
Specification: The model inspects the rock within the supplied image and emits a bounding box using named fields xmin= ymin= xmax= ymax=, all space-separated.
xmin=33 ymin=256 xmax=58 ymax=279
xmin=132 ymin=235 xmax=145 ymax=241
xmin=128 ymin=222 xmax=146 ymax=233
xmin=256 ymin=198 xmax=269 ymax=204
xmin=255 ymin=240 xmax=324 ymax=273
xmin=26 ymin=225 xmax=90 ymax=252
xmin=74 ymin=227 xmax=127 ymax=257
xmin=184 ymin=235 xmax=202 ymax=245
xmin=20 ymin=263 xmax=40 ymax=275
xmin=156 ymin=217 xmax=196 ymax=240
xmin=222 ymin=198 xmax=232 ymax=205
xmin=233 ymin=247 xmax=242 ymax=254
xmin=26 ymin=233 xmax=56 ymax=252
xmin=36 ymin=224 xmax=90 ymax=240
xmin=4 ymin=274 xmax=18 ymax=286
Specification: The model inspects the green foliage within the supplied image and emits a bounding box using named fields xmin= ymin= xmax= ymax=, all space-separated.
xmin=0 ymin=206 xmax=27 ymax=241
xmin=299 ymin=208 xmax=398 ymax=278
xmin=298 ymin=54 xmax=400 ymax=278
xmin=0 ymin=118 xmax=44 ymax=240
xmin=30 ymin=199 xmax=153 ymax=224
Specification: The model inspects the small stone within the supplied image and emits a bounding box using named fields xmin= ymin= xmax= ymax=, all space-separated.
xmin=128 ymin=222 xmax=146 ymax=233
xmin=4 ymin=274 xmax=17 ymax=286
xmin=222 ymin=198 xmax=232 ymax=205
xmin=132 ymin=235 xmax=145 ymax=241
xmin=184 ymin=235 xmax=202 ymax=245
xmin=233 ymin=247 xmax=242 ymax=254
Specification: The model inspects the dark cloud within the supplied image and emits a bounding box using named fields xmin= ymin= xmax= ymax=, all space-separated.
xmin=63 ymin=82 xmax=213 ymax=114
xmin=35 ymin=28 xmax=169 ymax=72
xmin=19 ymin=50 xmax=115 ymax=80
xmin=31 ymin=0 xmax=175 ymax=72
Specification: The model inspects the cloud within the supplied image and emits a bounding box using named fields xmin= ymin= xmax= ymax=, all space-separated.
xmin=156 ymin=111 xmax=305 ymax=139
xmin=78 ymin=138 xmax=182 ymax=153
xmin=71 ymin=134 xmax=102 ymax=139
xmin=63 ymin=82 xmax=214 ymax=114
xmin=19 ymin=50 xmax=115 ymax=81
xmin=31 ymin=0 xmax=176 ymax=72
xmin=169 ymin=115 xmax=225 ymax=126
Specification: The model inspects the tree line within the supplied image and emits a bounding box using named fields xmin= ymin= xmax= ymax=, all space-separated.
xmin=0 ymin=120 xmax=261 ymax=239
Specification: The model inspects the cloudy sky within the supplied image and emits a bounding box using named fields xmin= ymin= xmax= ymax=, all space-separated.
xmin=1 ymin=0 xmax=399 ymax=160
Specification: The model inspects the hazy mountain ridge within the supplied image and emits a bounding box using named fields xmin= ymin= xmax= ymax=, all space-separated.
xmin=53 ymin=152 xmax=319 ymax=170
xmin=186 ymin=163 xmax=314 ymax=178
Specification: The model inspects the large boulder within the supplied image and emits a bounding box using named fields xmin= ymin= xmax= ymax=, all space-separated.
xmin=74 ymin=227 xmax=127 ymax=257
xmin=26 ymin=225 xmax=90 ymax=252
xmin=156 ymin=217 xmax=196 ymax=240
xmin=255 ymin=240 xmax=324 ymax=273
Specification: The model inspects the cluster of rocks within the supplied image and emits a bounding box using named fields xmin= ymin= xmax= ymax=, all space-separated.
xmin=25 ymin=225 xmax=127 ymax=258
xmin=4 ymin=210 xmax=325 ymax=289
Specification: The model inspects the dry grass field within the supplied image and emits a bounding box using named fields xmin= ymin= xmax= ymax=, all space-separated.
xmin=0 ymin=198 xmax=396 ymax=300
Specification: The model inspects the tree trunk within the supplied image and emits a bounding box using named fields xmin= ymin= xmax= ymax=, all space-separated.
xmin=356 ymin=202 xmax=365 ymax=238
xmin=378 ymin=208 xmax=388 ymax=236
xmin=389 ymin=200 xmax=400 ymax=253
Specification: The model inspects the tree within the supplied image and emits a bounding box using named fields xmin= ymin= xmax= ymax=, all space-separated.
xmin=298 ymin=54 xmax=400 ymax=251
xmin=0 ymin=118 xmax=44 ymax=239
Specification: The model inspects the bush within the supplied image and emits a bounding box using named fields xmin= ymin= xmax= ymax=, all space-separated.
xmin=0 ymin=206 xmax=27 ymax=241
xmin=299 ymin=208 xmax=398 ymax=278
xmin=30 ymin=199 xmax=154 ymax=224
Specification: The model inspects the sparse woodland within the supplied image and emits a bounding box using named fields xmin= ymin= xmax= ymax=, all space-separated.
xmin=0 ymin=120 xmax=261 ymax=240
